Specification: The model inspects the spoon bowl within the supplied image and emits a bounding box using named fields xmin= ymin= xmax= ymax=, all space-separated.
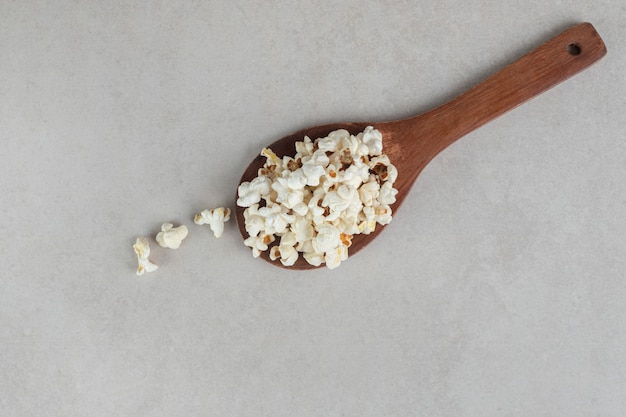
xmin=235 ymin=23 xmax=606 ymax=270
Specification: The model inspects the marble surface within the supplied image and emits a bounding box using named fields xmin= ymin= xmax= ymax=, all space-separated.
xmin=1 ymin=1 xmax=625 ymax=416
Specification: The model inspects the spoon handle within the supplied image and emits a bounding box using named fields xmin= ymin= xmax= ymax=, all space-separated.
xmin=406 ymin=22 xmax=607 ymax=160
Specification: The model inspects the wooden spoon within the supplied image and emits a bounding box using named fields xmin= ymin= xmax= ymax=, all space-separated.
xmin=235 ymin=22 xmax=606 ymax=270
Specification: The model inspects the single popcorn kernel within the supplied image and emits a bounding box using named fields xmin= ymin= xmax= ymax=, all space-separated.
xmin=133 ymin=237 xmax=158 ymax=275
xmin=237 ymin=126 xmax=398 ymax=269
xmin=156 ymin=223 xmax=188 ymax=249
xmin=261 ymin=148 xmax=281 ymax=166
xmin=194 ymin=207 xmax=231 ymax=238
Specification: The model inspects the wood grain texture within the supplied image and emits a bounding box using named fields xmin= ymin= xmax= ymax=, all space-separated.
xmin=235 ymin=22 xmax=607 ymax=270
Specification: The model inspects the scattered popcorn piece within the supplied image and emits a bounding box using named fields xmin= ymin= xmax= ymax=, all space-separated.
xmin=156 ymin=223 xmax=189 ymax=249
xmin=194 ymin=207 xmax=231 ymax=238
xmin=133 ymin=237 xmax=158 ymax=275
xmin=237 ymin=126 xmax=399 ymax=269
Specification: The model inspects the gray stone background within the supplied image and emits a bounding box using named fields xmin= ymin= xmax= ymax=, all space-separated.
xmin=1 ymin=1 xmax=625 ymax=416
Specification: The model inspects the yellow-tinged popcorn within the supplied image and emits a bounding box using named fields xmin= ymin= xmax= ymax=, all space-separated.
xmin=261 ymin=147 xmax=282 ymax=166
xmin=133 ymin=237 xmax=158 ymax=275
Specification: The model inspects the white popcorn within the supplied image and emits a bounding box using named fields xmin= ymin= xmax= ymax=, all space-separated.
xmin=301 ymin=163 xmax=326 ymax=186
xmin=194 ymin=207 xmax=231 ymax=238
xmin=269 ymin=232 xmax=299 ymax=266
xmin=374 ymin=205 xmax=393 ymax=225
xmin=311 ymin=223 xmax=341 ymax=254
xmin=292 ymin=201 xmax=309 ymax=217
xmin=340 ymin=133 xmax=369 ymax=158
xmin=369 ymin=155 xmax=398 ymax=183
xmin=133 ymin=237 xmax=158 ymax=275
xmin=340 ymin=164 xmax=370 ymax=188
xmin=237 ymin=176 xmax=271 ymax=207
xmin=295 ymin=136 xmax=314 ymax=157
xmin=357 ymin=205 xmax=378 ymax=234
xmin=244 ymin=232 xmax=275 ymax=258
xmin=322 ymin=164 xmax=342 ymax=192
xmin=271 ymin=176 xmax=305 ymax=209
xmin=379 ymin=182 xmax=398 ymax=205
xmin=322 ymin=184 xmax=359 ymax=220
xmin=316 ymin=135 xmax=339 ymax=153
xmin=307 ymin=187 xmax=326 ymax=217
xmin=359 ymin=176 xmax=381 ymax=207
xmin=284 ymin=169 xmax=306 ymax=190
xmin=308 ymin=149 xmax=331 ymax=167
xmin=156 ymin=223 xmax=189 ymax=249
xmin=263 ymin=207 xmax=294 ymax=235
xmin=324 ymin=245 xmax=349 ymax=270
xmin=242 ymin=204 xmax=265 ymax=237
xmin=303 ymin=251 xmax=324 ymax=267
xmin=237 ymin=126 xmax=398 ymax=269
xmin=291 ymin=216 xmax=315 ymax=242
xmin=357 ymin=220 xmax=377 ymax=235
xmin=362 ymin=125 xmax=383 ymax=156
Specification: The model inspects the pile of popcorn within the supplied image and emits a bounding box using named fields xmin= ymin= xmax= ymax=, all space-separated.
xmin=237 ymin=126 xmax=398 ymax=269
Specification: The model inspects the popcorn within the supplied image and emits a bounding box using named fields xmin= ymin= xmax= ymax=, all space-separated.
xmin=244 ymin=232 xmax=275 ymax=258
xmin=379 ymin=182 xmax=398 ymax=205
xmin=237 ymin=126 xmax=398 ymax=269
xmin=322 ymin=184 xmax=359 ymax=217
xmin=311 ymin=223 xmax=341 ymax=254
xmin=362 ymin=125 xmax=383 ymax=156
xmin=263 ymin=208 xmax=294 ymax=235
xmin=237 ymin=176 xmax=271 ymax=207
xmin=324 ymin=244 xmax=348 ymax=270
xmin=194 ymin=207 xmax=231 ymax=238
xmin=133 ymin=237 xmax=158 ymax=275
xmin=156 ymin=223 xmax=189 ymax=249
xmin=292 ymin=216 xmax=315 ymax=242
xmin=374 ymin=205 xmax=393 ymax=225
xmin=295 ymin=136 xmax=314 ymax=157
xmin=269 ymin=232 xmax=299 ymax=266
xmin=303 ymin=250 xmax=324 ymax=267
xmin=369 ymin=155 xmax=398 ymax=183
xmin=301 ymin=163 xmax=326 ymax=187
xmin=316 ymin=136 xmax=339 ymax=153
xmin=243 ymin=204 xmax=268 ymax=236
xmin=261 ymin=147 xmax=282 ymax=167
xmin=358 ymin=206 xmax=378 ymax=235
xmin=358 ymin=176 xmax=381 ymax=207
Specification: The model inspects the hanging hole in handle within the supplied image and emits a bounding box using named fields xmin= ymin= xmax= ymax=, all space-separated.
xmin=568 ymin=43 xmax=581 ymax=55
